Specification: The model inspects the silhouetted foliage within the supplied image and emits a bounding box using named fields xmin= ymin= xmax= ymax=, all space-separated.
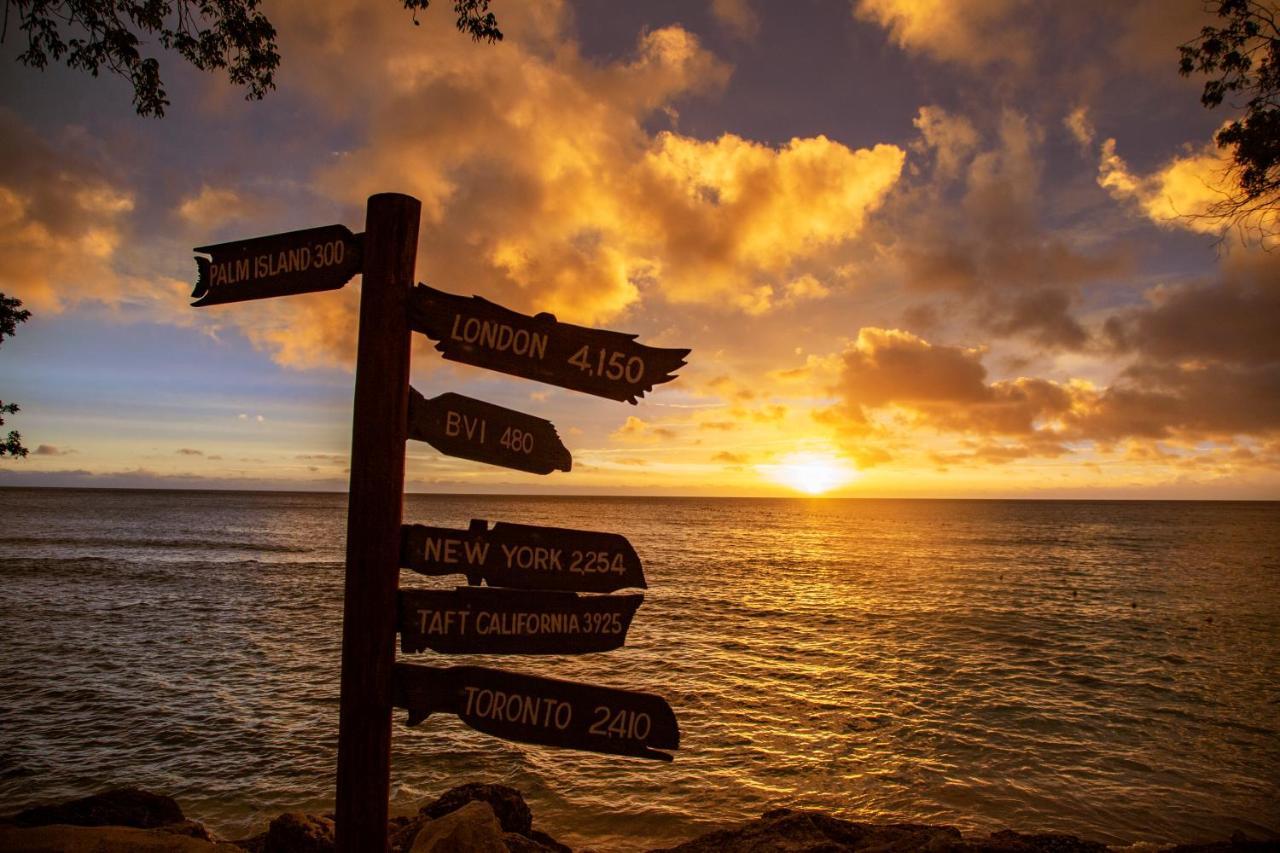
xmin=3 ymin=0 xmax=501 ymax=117
xmin=1179 ymin=0 xmax=1279 ymax=240
xmin=0 ymin=292 xmax=32 ymax=458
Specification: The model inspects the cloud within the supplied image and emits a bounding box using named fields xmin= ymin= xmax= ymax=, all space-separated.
xmin=32 ymin=444 xmax=74 ymax=456
xmin=1097 ymin=134 xmax=1278 ymax=243
xmin=5 ymin=4 xmax=907 ymax=371
xmin=711 ymin=0 xmax=760 ymax=41
xmin=911 ymin=106 xmax=980 ymax=180
xmin=0 ymin=109 xmax=139 ymax=313
xmin=824 ymin=321 xmax=1280 ymax=462
xmin=871 ymin=108 xmax=1121 ymax=350
xmin=1072 ymin=362 xmax=1280 ymax=442
xmin=1081 ymin=249 xmax=1280 ymax=443
xmin=1098 ymin=136 xmax=1228 ymax=234
xmin=259 ymin=7 xmax=906 ymax=364
xmin=1103 ymin=251 xmax=1280 ymax=366
xmin=175 ymin=448 xmax=204 ymax=456
xmin=853 ymin=1 xmax=1211 ymax=78
xmin=635 ymin=132 xmax=904 ymax=312
xmin=854 ymin=0 xmax=1034 ymax=69
xmin=177 ymin=186 xmax=263 ymax=230
xmin=611 ymin=415 xmax=677 ymax=443
xmin=838 ymin=327 xmax=989 ymax=407
xmin=1064 ymin=107 xmax=1095 ymax=150
xmin=712 ymin=450 xmax=749 ymax=464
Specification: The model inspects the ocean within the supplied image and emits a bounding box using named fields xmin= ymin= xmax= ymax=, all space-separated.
xmin=0 ymin=488 xmax=1276 ymax=850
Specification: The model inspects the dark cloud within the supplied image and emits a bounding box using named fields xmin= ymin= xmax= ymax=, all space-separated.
xmin=1076 ymin=362 xmax=1280 ymax=442
xmin=874 ymin=107 xmax=1128 ymax=351
xmin=827 ymin=322 xmax=1280 ymax=463
xmin=0 ymin=109 xmax=137 ymax=312
xmin=32 ymin=444 xmax=73 ymax=456
xmin=1104 ymin=252 xmax=1280 ymax=366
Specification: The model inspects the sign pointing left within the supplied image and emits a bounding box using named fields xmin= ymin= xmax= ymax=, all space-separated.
xmin=192 ymin=224 xmax=363 ymax=307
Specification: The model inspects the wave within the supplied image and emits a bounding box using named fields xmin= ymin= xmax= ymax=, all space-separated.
xmin=0 ymin=535 xmax=311 ymax=553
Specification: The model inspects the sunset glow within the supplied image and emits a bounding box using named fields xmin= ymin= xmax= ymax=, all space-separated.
xmin=760 ymin=451 xmax=860 ymax=495
xmin=0 ymin=1 xmax=1276 ymax=500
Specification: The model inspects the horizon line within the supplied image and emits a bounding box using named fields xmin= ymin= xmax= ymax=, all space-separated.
xmin=0 ymin=483 xmax=1275 ymax=502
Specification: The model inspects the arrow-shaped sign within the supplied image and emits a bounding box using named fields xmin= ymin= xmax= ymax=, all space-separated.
xmin=400 ymin=520 xmax=645 ymax=592
xmin=409 ymin=284 xmax=689 ymax=403
xmin=407 ymin=388 xmax=570 ymax=475
xmin=398 ymin=587 xmax=643 ymax=655
xmin=192 ymin=224 xmax=363 ymax=307
xmin=394 ymin=663 xmax=679 ymax=761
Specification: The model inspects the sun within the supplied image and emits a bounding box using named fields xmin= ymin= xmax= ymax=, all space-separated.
xmin=758 ymin=451 xmax=859 ymax=495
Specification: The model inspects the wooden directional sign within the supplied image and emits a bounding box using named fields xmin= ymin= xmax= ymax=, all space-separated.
xmin=398 ymin=587 xmax=643 ymax=655
xmin=407 ymin=387 xmax=570 ymax=475
xmin=394 ymin=663 xmax=679 ymax=761
xmin=192 ymin=224 xmax=363 ymax=306
xmin=400 ymin=520 xmax=645 ymax=592
xmin=409 ymin=284 xmax=689 ymax=404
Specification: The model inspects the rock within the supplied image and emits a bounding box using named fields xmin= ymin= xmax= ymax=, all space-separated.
xmin=163 ymin=819 xmax=218 ymax=842
xmin=961 ymin=829 xmax=1109 ymax=852
xmin=0 ymin=823 xmax=238 ymax=852
xmin=9 ymin=787 xmax=185 ymax=829
xmin=420 ymin=783 xmax=533 ymax=836
xmin=263 ymin=812 xmax=335 ymax=853
xmin=410 ymin=801 xmax=507 ymax=853
xmin=234 ymin=832 xmax=268 ymax=853
xmin=652 ymin=807 xmax=963 ymax=852
xmin=390 ymin=815 xmax=432 ymax=853
xmin=504 ymin=831 xmax=562 ymax=852
xmin=528 ymin=827 xmax=574 ymax=853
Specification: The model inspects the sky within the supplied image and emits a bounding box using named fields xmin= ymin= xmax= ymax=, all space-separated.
xmin=0 ymin=0 xmax=1277 ymax=498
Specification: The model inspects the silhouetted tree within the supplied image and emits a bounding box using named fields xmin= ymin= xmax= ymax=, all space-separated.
xmin=1179 ymin=0 xmax=1279 ymax=240
xmin=0 ymin=293 xmax=32 ymax=458
xmin=3 ymin=0 xmax=501 ymax=117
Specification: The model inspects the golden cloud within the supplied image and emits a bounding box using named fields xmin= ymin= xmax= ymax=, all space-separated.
xmin=854 ymin=1 xmax=1211 ymax=79
xmin=823 ymin=321 xmax=1280 ymax=466
xmin=1097 ymin=135 xmax=1278 ymax=243
xmin=611 ymin=415 xmax=677 ymax=443
xmin=1097 ymin=137 xmax=1231 ymax=235
xmin=177 ymin=185 xmax=265 ymax=231
xmin=0 ymin=110 xmax=137 ymax=312
xmin=298 ymin=10 xmax=902 ymax=335
xmin=854 ymin=0 xmax=1034 ymax=69
xmin=711 ymin=0 xmax=760 ymax=41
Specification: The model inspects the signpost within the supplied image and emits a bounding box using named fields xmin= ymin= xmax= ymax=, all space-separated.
xmin=407 ymin=388 xmax=571 ymax=475
xmin=410 ymin=284 xmax=689 ymax=403
xmin=190 ymin=192 xmax=689 ymax=852
xmin=191 ymin=225 xmax=363 ymax=306
xmin=401 ymin=520 xmax=646 ymax=592
xmin=394 ymin=664 xmax=680 ymax=761
xmin=398 ymin=587 xmax=643 ymax=655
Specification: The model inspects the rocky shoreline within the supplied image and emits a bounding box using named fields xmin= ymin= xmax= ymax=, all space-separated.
xmin=1 ymin=786 xmax=1273 ymax=852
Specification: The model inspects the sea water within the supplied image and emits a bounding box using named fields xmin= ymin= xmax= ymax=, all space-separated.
xmin=0 ymin=489 xmax=1276 ymax=849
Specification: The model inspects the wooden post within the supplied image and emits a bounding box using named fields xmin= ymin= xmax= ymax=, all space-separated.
xmin=335 ymin=193 xmax=420 ymax=852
